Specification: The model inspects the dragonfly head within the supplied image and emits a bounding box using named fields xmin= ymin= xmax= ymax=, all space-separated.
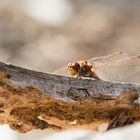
xmin=67 ymin=62 xmax=80 ymax=76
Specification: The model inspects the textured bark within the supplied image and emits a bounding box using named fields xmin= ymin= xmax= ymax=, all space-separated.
xmin=0 ymin=61 xmax=139 ymax=133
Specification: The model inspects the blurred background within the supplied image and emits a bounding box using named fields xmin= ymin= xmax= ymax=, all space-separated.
xmin=0 ymin=0 xmax=140 ymax=73
xmin=0 ymin=0 xmax=140 ymax=139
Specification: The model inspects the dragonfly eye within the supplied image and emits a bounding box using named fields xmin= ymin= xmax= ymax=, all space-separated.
xmin=67 ymin=62 xmax=80 ymax=76
xmin=68 ymin=62 xmax=80 ymax=70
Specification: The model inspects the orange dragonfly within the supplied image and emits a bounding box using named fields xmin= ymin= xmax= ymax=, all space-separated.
xmin=53 ymin=52 xmax=140 ymax=84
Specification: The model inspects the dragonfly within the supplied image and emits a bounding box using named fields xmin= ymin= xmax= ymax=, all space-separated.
xmin=53 ymin=52 xmax=140 ymax=84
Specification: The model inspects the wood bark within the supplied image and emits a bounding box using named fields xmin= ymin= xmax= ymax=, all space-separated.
xmin=0 ymin=61 xmax=139 ymax=132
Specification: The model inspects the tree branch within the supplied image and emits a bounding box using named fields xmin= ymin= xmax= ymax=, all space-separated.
xmin=0 ymin=61 xmax=139 ymax=132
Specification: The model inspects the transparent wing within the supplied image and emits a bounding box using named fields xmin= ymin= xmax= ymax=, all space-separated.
xmin=53 ymin=52 xmax=127 ymax=76
xmin=53 ymin=52 xmax=140 ymax=84
xmin=88 ymin=52 xmax=130 ymax=66
xmin=93 ymin=54 xmax=140 ymax=84
xmin=52 ymin=66 xmax=68 ymax=76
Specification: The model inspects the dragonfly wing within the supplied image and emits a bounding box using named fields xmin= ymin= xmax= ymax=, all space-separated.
xmin=52 ymin=66 xmax=68 ymax=76
xmin=52 ymin=52 xmax=140 ymax=84
xmin=53 ymin=52 xmax=129 ymax=76
xmin=88 ymin=52 xmax=129 ymax=66
xmin=94 ymin=55 xmax=140 ymax=84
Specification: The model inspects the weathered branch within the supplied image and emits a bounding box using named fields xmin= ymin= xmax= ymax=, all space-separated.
xmin=0 ymin=62 xmax=139 ymax=101
xmin=0 ymin=61 xmax=139 ymax=132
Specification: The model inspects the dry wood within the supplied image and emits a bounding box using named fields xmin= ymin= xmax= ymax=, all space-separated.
xmin=0 ymin=61 xmax=139 ymax=132
xmin=106 ymin=109 xmax=134 ymax=131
